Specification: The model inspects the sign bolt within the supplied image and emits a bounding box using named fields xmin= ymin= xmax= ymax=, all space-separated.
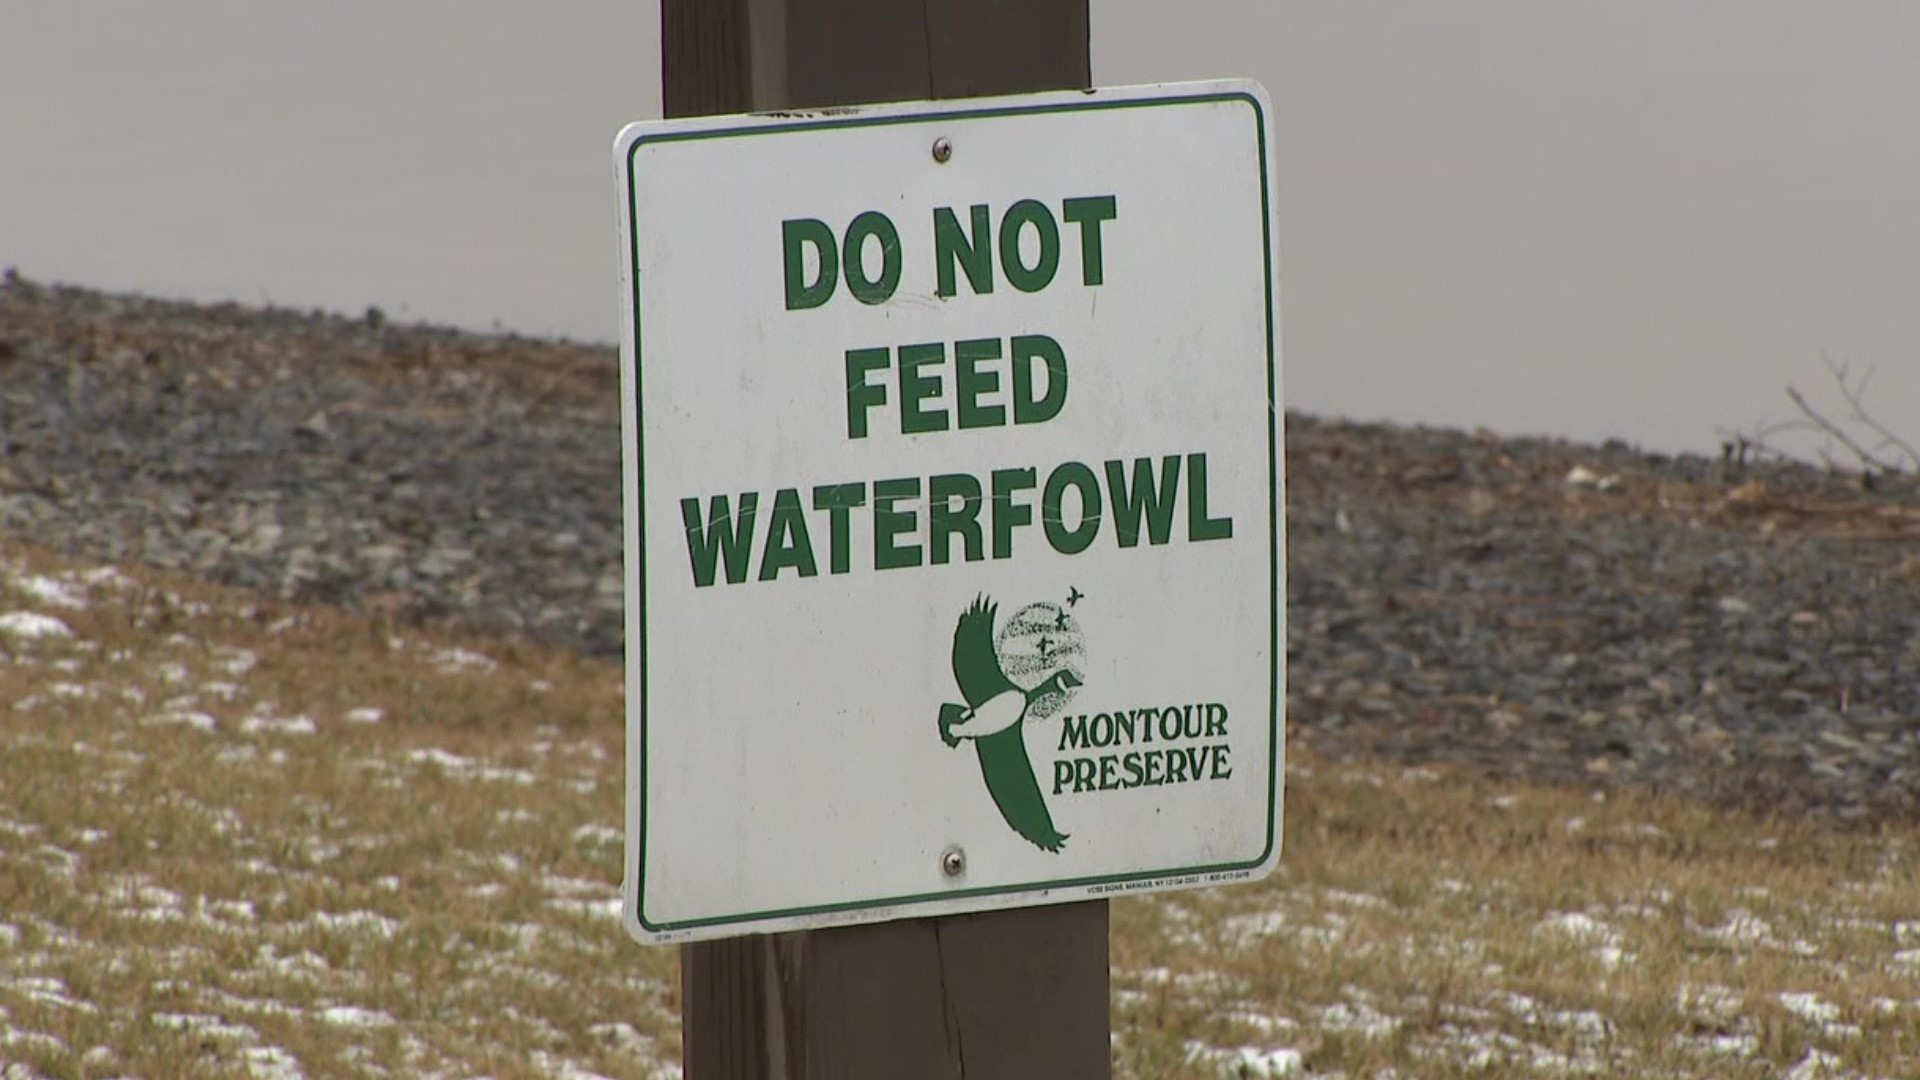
xmin=941 ymin=846 xmax=966 ymax=877
xmin=931 ymin=136 xmax=953 ymax=163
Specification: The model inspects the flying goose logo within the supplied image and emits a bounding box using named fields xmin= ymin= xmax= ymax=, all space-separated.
xmin=938 ymin=594 xmax=1087 ymax=852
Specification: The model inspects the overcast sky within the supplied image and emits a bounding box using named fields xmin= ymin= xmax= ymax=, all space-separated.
xmin=4 ymin=2 xmax=1917 ymax=457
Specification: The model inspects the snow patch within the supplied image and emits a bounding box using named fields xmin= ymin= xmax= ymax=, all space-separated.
xmin=318 ymin=1005 xmax=395 ymax=1028
xmin=214 ymin=647 xmax=259 ymax=676
xmin=1778 ymin=991 xmax=1839 ymax=1025
xmin=2 ymin=975 xmax=98 ymax=1013
xmin=151 ymin=1012 xmax=259 ymax=1043
xmin=14 ymin=574 xmax=86 ymax=609
xmin=143 ymin=710 xmax=218 ymax=732
xmin=1184 ymin=1041 xmax=1302 ymax=1077
xmin=1701 ymin=907 xmax=1775 ymax=947
xmin=241 ymin=714 xmax=316 ymax=736
xmin=312 ymin=910 xmax=401 ymax=940
xmin=546 ymin=897 xmax=624 ymax=921
xmin=542 ymin=874 xmax=614 ymax=898
xmin=1536 ymin=911 xmax=1609 ymax=941
xmin=242 ymin=1044 xmax=306 ymax=1079
xmin=110 ymin=879 xmax=185 ymax=922
xmin=198 ymin=898 xmax=259 ymax=926
xmin=254 ymin=944 xmax=330 ymax=983
xmin=1677 ymin=982 xmax=1744 ymax=1021
xmin=1314 ymin=999 xmax=1402 ymax=1040
xmin=1786 ymin=1048 xmax=1845 ymax=1079
xmin=0 ymin=611 xmax=73 ymax=639
xmin=1 ymin=1029 xmax=69 ymax=1058
xmin=1688 ymin=1031 xmax=1759 ymax=1058
xmin=1565 ymin=464 xmax=1620 ymax=490
xmin=573 ymin=823 xmax=622 ymax=846
xmin=407 ymin=747 xmax=535 ymax=785
xmin=530 ymin=1051 xmax=620 ymax=1080
xmin=432 ymin=647 xmax=497 ymax=673
xmin=590 ymin=1021 xmax=658 ymax=1058
xmin=1321 ymin=888 xmax=1391 ymax=910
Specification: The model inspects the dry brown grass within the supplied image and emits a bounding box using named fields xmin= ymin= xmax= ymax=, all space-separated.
xmin=0 ymin=544 xmax=668 ymax=1078
xmin=3 ymin=541 xmax=1918 ymax=1078
xmin=1118 ymin=761 xmax=1920 ymax=1078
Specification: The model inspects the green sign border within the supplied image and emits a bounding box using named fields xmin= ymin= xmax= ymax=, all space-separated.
xmin=624 ymin=87 xmax=1281 ymax=935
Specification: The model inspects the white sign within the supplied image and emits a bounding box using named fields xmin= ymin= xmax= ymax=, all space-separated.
xmin=615 ymin=80 xmax=1284 ymax=943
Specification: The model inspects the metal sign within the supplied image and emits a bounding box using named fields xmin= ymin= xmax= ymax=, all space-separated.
xmin=615 ymin=80 xmax=1284 ymax=943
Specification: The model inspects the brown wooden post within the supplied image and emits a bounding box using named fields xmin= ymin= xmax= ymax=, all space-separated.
xmin=660 ymin=1 xmax=1107 ymax=1076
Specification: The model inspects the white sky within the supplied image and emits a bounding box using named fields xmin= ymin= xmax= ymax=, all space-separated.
xmin=4 ymin=2 xmax=1918 ymax=455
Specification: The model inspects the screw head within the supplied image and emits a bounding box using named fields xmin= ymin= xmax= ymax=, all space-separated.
xmin=931 ymin=137 xmax=953 ymax=164
xmin=941 ymin=846 xmax=966 ymax=877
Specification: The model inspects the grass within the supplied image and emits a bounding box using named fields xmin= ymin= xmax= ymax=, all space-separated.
xmin=0 ymin=548 xmax=665 ymax=1078
xmin=1116 ymin=765 xmax=1920 ymax=1077
xmin=2 ymin=542 xmax=1917 ymax=1078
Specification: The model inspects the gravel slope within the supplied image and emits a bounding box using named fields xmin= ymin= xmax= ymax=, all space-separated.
xmin=5 ymin=274 xmax=1917 ymax=820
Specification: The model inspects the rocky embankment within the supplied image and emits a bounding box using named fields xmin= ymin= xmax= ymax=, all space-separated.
xmin=4 ymin=275 xmax=1918 ymax=819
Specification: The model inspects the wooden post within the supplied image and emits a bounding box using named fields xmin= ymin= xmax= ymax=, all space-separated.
xmin=660 ymin=1 xmax=1107 ymax=1077
xmin=664 ymin=0 xmax=1089 ymax=114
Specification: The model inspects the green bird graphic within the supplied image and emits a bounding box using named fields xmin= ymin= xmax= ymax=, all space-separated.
xmin=938 ymin=596 xmax=1080 ymax=852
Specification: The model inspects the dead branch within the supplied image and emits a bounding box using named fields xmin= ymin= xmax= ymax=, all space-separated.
xmin=1778 ymin=355 xmax=1920 ymax=476
xmin=1719 ymin=356 xmax=1918 ymax=483
xmin=1818 ymin=353 xmax=1920 ymax=471
xmin=1782 ymin=384 xmax=1903 ymax=474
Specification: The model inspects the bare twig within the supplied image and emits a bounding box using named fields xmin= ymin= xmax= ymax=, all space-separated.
xmin=1783 ymin=384 xmax=1904 ymax=474
xmin=1818 ymin=353 xmax=1920 ymax=471
xmin=1719 ymin=355 xmax=1918 ymax=483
